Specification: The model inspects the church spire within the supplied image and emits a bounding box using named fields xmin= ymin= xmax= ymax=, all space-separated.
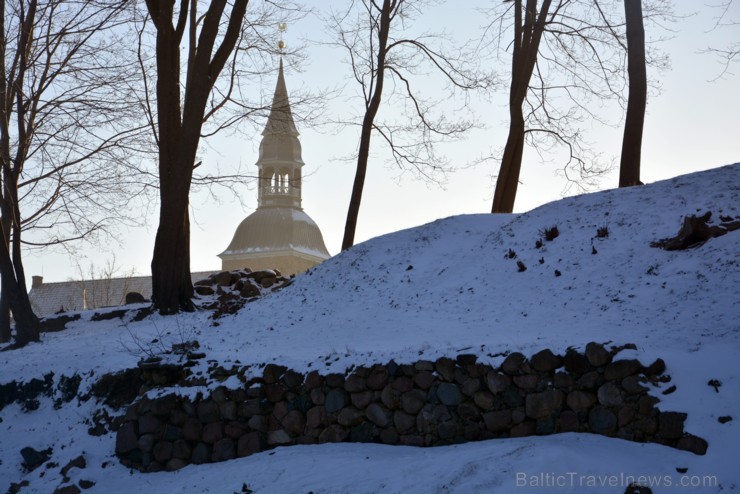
xmin=255 ymin=54 xmax=304 ymax=210
xmin=263 ymin=58 xmax=299 ymax=137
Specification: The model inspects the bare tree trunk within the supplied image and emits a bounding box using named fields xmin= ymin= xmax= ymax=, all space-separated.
xmin=146 ymin=0 xmax=248 ymax=312
xmin=0 ymin=237 xmax=39 ymax=346
xmin=341 ymin=0 xmax=393 ymax=251
xmin=619 ymin=0 xmax=646 ymax=187
xmin=0 ymin=278 xmax=10 ymax=343
xmin=491 ymin=0 xmax=552 ymax=213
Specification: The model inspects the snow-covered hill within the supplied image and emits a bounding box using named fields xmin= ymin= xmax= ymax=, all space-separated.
xmin=1 ymin=163 xmax=738 ymax=493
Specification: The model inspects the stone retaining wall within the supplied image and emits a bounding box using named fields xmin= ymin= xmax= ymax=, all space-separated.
xmin=115 ymin=343 xmax=707 ymax=472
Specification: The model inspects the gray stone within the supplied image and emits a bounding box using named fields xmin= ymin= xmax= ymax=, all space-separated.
xmin=239 ymin=282 xmax=260 ymax=298
xmin=414 ymin=360 xmax=435 ymax=372
xmin=399 ymin=434 xmax=425 ymax=447
xmin=137 ymin=434 xmax=155 ymax=453
xmin=393 ymin=411 xmax=416 ymax=433
xmin=163 ymin=424 xmax=183 ymax=441
xmin=576 ymin=371 xmax=603 ymax=391
xmin=513 ymin=374 xmax=539 ymax=390
xmin=115 ymin=422 xmax=138 ymax=454
xmin=621 ymin=375 xmax=648 ymax=395
xmin=306 ymin=406 xmax=327 ymax=429
xmin=318 ymin=424 xmax=348 ymax=443
xmin=525 ymin=390 xmax=564 ymax=418
xmin=567 ymin=391 xmax=597 ymax=411
xmin=215 ymin=271 xmax=233 ymax=286
xmin=530 ymin=349 xmax=563 ymax=372
xmin=197 ymin=401 xmax=219 ymax=423
xmin=588 ymin=406 xmax=617 ymax=435
xmin=461 ymin=378 xmax=481 ymax=396
xmin=473 ymin=391 xmax=495 ymax=411
xmin=344 ymin=375 xmax=366 ymax=393
xmin=644 ymin=358 xmax=666 ymax=376
xmin=380 ymin=428 xmax=399 ymax=445
xmin=658 ymin=412 xmax=686 ymax=440
xmin=224 ymin=421 xmax=249 ymax=439
xmin=676 ymin=434 xmax=708 ymax=455
xmin=559 ymin=410 xmax=579 ymax=432
xmin=510 ymin=421 xmax=536 ymax=437
xmin=366 ymin=403 xmax=390 ymax=427
xmin=20 ymin=446 xmax=52 ymax=471
xmin=457 ymin=402 xmax=480 ymax=420
xmin=182 ymin=418 xmax=202 ymax=441
xmin=237 ymin=431 xmax=263 ymax=457
xmin=585 ymin=342 xmax=612 ymax=367
xmin=351 ymin=390 xmax=374 ymax=409
xmin=260 ymin=277 xmax=276 ymax=288
xmin=190 ymin=443 xmax=211 ymax=464
xmin=247 ymin=415 xmax=268 ymax=433
xmin=202 ymin=422 xmax=223 ymax=444
xmin=125 ymin=291 xmax=146 ymax=304
xmin=553 ymin=372 xmax=574 ymax=390
xmin=435 ymin=357 xmax=456 ymax=381
xmin=325 ymin=373 xmax=345 ymax=388
xmin=218 ymin=401 xmax=237 ymax=421
xmin=536 ymin=418 xmax=556 ymax=435
xmin=501 ymin=352 xmax=526 ymax=375
xmin=437 ymin=422 xmax=459 ymax=440
xmin=267 ymin=429 xmax=292 ymax=445
xmin=272 ymin=401 xmax=288 ymax=420
xmin=165 ymin=458 xmax=188 ymax=471
xmin=381 ymin=385 xmax=401 ymax=409
xmin=152 ymin=441 xmax=173 ymax=463
xmin=309 ymin=388 xmax=325 ymax=405
xmin=337 ymin=407 xmax=363 ymax=427
xmin=138 ymin=414 xmax=162 ymax=434
xmin=325 ymin=389 xmax=347 ymax=413
xmin=282 ymin=410 xmax=306 ymax=435
xmin=400 ymin=389 xmax=426 ymax=415
xmin=563 ymin=349 xmax=589 ymax=374
xmin=604 ymin=360 xmax=643 ymax=381
xmin=618 ymin=405 xmax=635 ymax=427
xmin=264 ymin=383 xmax=286 ymax=402
xmin=238 ymin=399 xmax=264 ymax=418
xmin=366 ymin=370 xmax=388 ymax=390
xmin=262 ymin=363 xmax=287 ymax=384
xmin=350 ymin=422 xmax=375 ymax=443
xmin=391 ymin=376 xmax=413 ymax=392
xmin=436 ymin=383 xmax=463 ymax=406
xmin=195 ymin=285 xmax=215 ymax=296
xmin=172 ymin=440 xmax=191 ymax=460
xmin=485 ymin=371 xmax=510 ymax=394
xmin=212 ymin=438 xmax=236 ymax=461
xmin=304 ymin=371 xmax=323 ymax=390
xmin=413 ymin=371 xmax=435 ymax=390
xmin=503 ymin=387 xmax=524 ymax=408
xmin=483 ymin=410 xmax=512 ymax=432
xmin=597 ymin=382 xmax=623 ymax=407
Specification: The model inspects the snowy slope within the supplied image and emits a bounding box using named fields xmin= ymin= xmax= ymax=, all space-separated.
xmin=1 ymin=163 xmax=738 ymax=493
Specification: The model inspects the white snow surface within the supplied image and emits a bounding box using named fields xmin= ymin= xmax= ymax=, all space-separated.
xmin=1 ymin=163 xmax=739 ymax=493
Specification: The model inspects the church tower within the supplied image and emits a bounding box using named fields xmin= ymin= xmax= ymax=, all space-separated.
xmin=219 ymin=59 xmax=330 ymax=275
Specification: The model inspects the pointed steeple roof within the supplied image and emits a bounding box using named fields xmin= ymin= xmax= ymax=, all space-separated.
xmin=263 ymin=58 xmax=298 ymax=137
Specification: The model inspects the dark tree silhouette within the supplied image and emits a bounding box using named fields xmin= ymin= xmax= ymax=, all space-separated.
xmin=619 ymin=0 xmax=647 ymax=187
xmin=144 ymin=0 xmax=250 ymax=314
xmin=328 ymin=0 xmax=490 ymax=250
xmin=1 ymin=0 xmax=144 ymax=346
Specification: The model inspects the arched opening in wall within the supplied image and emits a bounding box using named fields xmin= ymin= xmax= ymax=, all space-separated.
xmin=279 ymin=168 xmax=290 ymax=193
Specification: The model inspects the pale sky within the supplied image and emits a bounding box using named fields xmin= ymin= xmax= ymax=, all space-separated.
xmin=23 ymin=1 xmax=740 ymax=284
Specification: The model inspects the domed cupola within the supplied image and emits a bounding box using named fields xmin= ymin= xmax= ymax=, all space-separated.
xmin=219 ymin=59 xmax=330 ymax=275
